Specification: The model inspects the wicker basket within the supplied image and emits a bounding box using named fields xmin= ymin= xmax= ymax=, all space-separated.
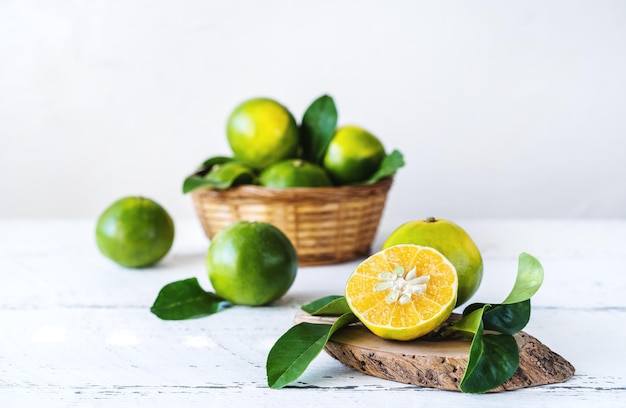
xmin=191 ymin=177 xmax=393 ymax=266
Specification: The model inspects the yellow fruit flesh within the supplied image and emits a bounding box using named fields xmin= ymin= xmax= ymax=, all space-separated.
xmin=346 ymin=245 xmax=457 ymax=341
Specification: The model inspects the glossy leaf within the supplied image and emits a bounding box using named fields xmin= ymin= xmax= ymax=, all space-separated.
xmin=300 ymin=95 xmax=338 ymax=164
xmin=183 ymin=175 xmax=211 ymax=194
xmin=365 ymin=149 xmax=405 ymax=184
xmin=301 ymin=295 xmax=350 ymax=316
xmin=460 ymin=331 xmax=520 ymax=393
xmin=462 ymin=300 xmax=531 ymax=335
xmin=453 ymin=306 xmax=486 ymax=336
xmin=483 ymin=300 xmax=531 ymax=334
xmin=202 ymin=161 xmax=256 ymax=188
xmin=200 ymin=156 xmax=233 ymax=169
xmin=503 ymin=252 xmax=544 ymax=304
xmin=267 ymin=312 xmax=358 ymax=389
xmin=449 ymin=252 xmax=545 ymax=392
xmin=183 ymin=160 xmax=256 ymax=193
xmin=150 ymin=277 xmax=229 ymax=320
xmin=182 ymin=156 xmax=234 ymax=193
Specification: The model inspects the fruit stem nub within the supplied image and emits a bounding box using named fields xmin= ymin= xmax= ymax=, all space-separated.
xmin=425 ymin=217 xmax=437 ymax=223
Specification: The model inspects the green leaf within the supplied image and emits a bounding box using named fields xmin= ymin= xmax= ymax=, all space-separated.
xmin=200 ymin=156 xmax=233 ymax=169
xmin=503 ymin=252 xmax=544 ymax=304
xmin=300 ymin=95 xmax=338 ymax=164
xmin=460 ymin=332 xmax=520 ymax=393
xmin=150 ymin=277 xmax=229 ymax=320
xmin=182 ymin=175 xmax=211 ymax=194
xmin=462 ymin=300 xmax=531 ymax=335
xmin=365 ymin=149 xmax=405 ymax=184
xmin=202 ymin=161 xmax=256 ymax=189
xmin=453 ymin=305 xmax=520 ymax=393
xmin=182 ymin=156 xmax=234 ymax=194
xmin=182 ymin=160 xmax=256 ymax=193
xmin=267 ymin=312 xmax=358 ymax=389
xmin=301 ymin=295 xmax=350 ymax=316
xmin=453 ymin=306 xmax=486 ymax=337
xmin=449 ymin=253 xmax=545 ymax=392
xmin=483 ymin=300 xmax=531 ymax=334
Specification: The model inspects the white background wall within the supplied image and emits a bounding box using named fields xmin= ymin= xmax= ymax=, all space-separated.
xmin=1 ymin=0 xmax=625 ymax=222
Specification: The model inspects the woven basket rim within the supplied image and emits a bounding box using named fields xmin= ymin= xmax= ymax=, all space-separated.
xmin=189 ymin=177 xmax=393 ymax=265
xmin=190 ymin=177 xmax=393 ymax=200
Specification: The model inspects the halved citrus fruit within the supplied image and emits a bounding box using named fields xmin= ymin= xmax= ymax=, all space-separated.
xmin=345 ymin=244 xmax=458 ymax=341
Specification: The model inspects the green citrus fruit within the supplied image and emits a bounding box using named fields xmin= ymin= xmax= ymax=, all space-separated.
xmin=259 ymin=159 xmax=333 ymax=189
xmin=322 ymin=125 xmax=385 ymax=185
xmin=382 ymin=217 xmax=483 ymax=306
xmin=95 ymin=196 xmax=175 ymax=268
xmin=226 ymin=98 xmax=299 ymax=170
xmin=206 ymin=221 xmax=297 ymax=306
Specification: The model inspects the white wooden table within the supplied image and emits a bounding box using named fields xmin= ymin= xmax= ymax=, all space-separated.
xmin=1 ymin=218 xmax=625 ymax=407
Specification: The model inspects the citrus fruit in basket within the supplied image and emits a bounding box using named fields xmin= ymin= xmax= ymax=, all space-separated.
xmin=259 ymin=159 xmax=333 ymax=189
xmin=226 ymin=98 xmax=299 ymax=170
xmin=323 ymin=125 xmax=386 ymax=185
xmin=206 ymin=221 xmax=297 ymax=306
xmin=345 ymin=244 xmax=458 ymax=341
xmin=382 ymin=217 xmax=483 ymax=307
xmin=95 ymin=196 xmax=175 ymax=268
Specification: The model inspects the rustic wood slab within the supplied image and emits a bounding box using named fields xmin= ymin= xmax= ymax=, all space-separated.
xmin=294 ymin=311 xmax=575 ymax=392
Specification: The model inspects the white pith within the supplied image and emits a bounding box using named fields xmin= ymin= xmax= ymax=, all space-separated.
xmin=373 ymin=266 xmax=430 ymax=305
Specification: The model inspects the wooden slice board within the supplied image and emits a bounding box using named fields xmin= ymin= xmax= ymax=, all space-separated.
xmin=293 ymin=311 xmax=575 ymax=392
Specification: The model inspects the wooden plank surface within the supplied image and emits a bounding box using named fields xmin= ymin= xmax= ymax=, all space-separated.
xmin=1 ymin=219 xmax=625 ymax=407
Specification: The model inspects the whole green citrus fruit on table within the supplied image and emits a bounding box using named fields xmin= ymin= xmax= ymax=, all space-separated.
xmin=206 ymin=221 xmax=297 ymax=306
xmin=259 ymin=159 xmax=333 ymax=189
xmin=323 ymin=125 xmax=385 ymax=185
xmin=226 ymin=98 xmax=299 ymax=170
xmin=95 ymin=196 xmax=175 ymax=268
xmin=382 ymin=217 xmax=483 ymax=306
